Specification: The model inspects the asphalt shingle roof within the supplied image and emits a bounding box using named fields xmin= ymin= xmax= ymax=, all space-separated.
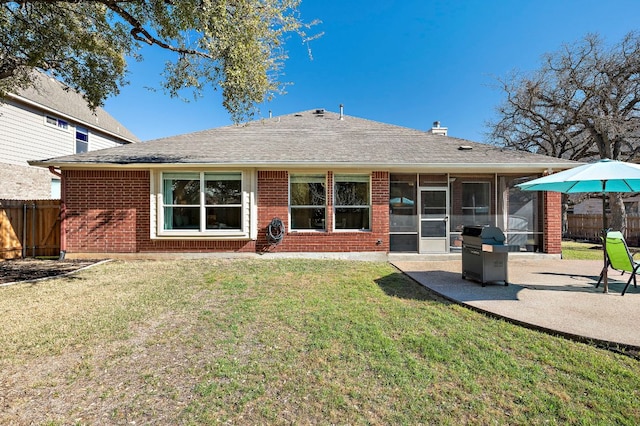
xmin=13 ymin=72 xmax=139 ymax=143
xmin=31 ymin=109 xmax=577 ymax=171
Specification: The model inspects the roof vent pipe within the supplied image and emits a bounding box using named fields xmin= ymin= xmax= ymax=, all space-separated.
xmin=269 ymin=110 xmax=272 ymax=118
xmin=339 ymin=104 xmax=344 ymax=120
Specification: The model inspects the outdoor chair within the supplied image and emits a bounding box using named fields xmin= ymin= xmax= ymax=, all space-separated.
xmin=597 ymin=231 xmax=639 ymax=295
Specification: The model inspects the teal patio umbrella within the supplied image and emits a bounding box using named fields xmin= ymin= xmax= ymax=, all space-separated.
xmin=517 ymin=159 xmax=640 ymax=293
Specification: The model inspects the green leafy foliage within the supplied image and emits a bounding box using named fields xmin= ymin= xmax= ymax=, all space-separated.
xmin=0 ymin=0 xmax=315 ymax=121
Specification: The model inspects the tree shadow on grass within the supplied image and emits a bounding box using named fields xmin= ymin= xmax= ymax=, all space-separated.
xmin=375 ymin=272 xmax=451 ymax=304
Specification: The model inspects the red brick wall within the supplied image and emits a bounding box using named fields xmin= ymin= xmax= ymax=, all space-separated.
xmin=543 ymin=191 xmax=562 ymax=254
xmin=64 ymin=170 xmax=145 ymax=253
xmin=63 ymin=169 xmax=389 ymax=255
xmin=62 ymin=169 xmax=562 ymax=255
xmin=63 ymin=170 xmax=256 ymax=254
xmin=256 ymin=171 xmax=389 ymax=253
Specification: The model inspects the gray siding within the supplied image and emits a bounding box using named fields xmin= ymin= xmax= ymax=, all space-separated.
xmin=1 ymin=85 xmax=138 ymax=199
xmin=0 ymin=100 xmax=74 ymax=165
xmin=0 ymin=99 xmax=129 ymax=166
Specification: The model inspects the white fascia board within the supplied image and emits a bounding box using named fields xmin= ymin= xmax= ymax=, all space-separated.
xmin=28 ymin=160 xmax=579 ymax=174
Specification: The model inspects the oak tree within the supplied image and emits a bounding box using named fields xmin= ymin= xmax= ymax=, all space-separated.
xmin=0 ymin=0 xmax=316 ymax=121
xmin=488 ymin=32 xmax=640 ymax=232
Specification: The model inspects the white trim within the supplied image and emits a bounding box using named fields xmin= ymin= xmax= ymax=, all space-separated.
xmin=249 ymin=171 xmax=258 ymax=240
xmin=149 ymin=171 xmax=157 ymax=239
xmin=44 ymin=114 xmax=69 ymax=131
xmin=29 ymin=161 xmax=579 ymax=175
xmin=75 ymin=125 xmax=89 ymax=154
xmin=333 ymin=173 xmax=372 ymax=231
xmin=154 ymin=169 xmax=256 ymax=240
xmin=289 ymin=173 xmax=328 ymax=232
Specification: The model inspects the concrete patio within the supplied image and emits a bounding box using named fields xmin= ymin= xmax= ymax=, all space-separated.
xmin=392 ymin=257 xmax=639 ymax=351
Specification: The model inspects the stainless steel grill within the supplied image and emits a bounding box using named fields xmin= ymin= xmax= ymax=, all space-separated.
xmin=461 ymin=225 xmax=519 ymax=286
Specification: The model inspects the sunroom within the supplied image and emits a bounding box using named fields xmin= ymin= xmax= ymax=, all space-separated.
xmin=389 ymin=173 xmax=543 ymax=254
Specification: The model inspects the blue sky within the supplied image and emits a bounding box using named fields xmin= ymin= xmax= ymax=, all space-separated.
xmin=104 ymin=0 xmax=640 ymax=142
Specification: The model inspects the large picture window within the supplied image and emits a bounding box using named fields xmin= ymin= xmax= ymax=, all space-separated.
xmin=334 ymin=174 xmax=370 ymax=230
xmin=162 ymin=172 xmax=242 ymax=232
xmin=290 ymin=174 xmax=326 ymax=230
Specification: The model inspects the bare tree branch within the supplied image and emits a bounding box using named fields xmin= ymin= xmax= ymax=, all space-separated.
xmin=488 ymin=31 xmax=640 ymax=232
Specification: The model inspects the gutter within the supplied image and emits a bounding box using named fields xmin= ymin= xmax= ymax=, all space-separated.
xmin=29 ymin=160 xmax=580 ymax=174
xmin=48 ymin=166 xmax=66 ymax=256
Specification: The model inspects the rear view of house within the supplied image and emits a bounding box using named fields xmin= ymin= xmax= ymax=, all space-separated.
xmin=31 ymin=108 xmax=574 ymax=257
xmin=0 ymin=72 xmax=138 ymax=199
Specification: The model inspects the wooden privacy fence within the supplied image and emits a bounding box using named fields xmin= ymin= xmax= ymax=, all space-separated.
xmin=0 ymin=199 xmax=61 ymax=259
xmin=566 ymin=214 xmax=640 ymax=246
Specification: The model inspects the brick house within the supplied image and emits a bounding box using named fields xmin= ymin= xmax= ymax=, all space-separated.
xmin=31 ymin=108 xmax=573 ymax=258
xmin=0 ymin=72 xmax=139 ymax=199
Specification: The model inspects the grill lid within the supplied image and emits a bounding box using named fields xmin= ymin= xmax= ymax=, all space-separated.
xmin=462 ymin=225 xmax=506 ymax=244
xmin=461 ymin=225 xmax=485 ymax=238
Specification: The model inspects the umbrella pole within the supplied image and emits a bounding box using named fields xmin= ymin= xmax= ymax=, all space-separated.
xmin=601 ymin=192 xmax=609 ymax=293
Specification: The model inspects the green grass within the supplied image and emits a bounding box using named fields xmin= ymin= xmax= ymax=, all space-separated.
xmin=562 ymin=240 xmax=605 ymax=260
xmin=1 ymin=259 xmax=639 ymax=424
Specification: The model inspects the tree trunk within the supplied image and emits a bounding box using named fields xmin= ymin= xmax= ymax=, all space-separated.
xmin=607 ymin=193 xmax=627 ymax=234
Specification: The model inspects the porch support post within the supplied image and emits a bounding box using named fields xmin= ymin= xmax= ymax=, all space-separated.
xmin=543 ymin=191 xmax=562 ymax=254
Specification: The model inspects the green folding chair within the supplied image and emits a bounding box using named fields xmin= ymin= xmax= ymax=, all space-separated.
xmin=597 ymin=231 xmax=639 ymax=295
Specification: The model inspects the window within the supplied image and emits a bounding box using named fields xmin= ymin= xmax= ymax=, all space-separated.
xmin=204 ymin=172 xmax=242 ymax=230
xmin=461 ymin=182 xmax=491 ymax=225
xmin=45 ymin=115 xmax=68 ymax=130
xmin=162 ymin=172 xmax=242 ymax=232
xmin=499 ymin=176 xmax=541 ymax=251
xmin=75 ymin=126 xmax=88 ymax=153
xmin=290 ymin=174 xmax=326 ymax=230
xmin=51 ymin=178 xmax=61 ymax=199
xmin=334 ymin=174 xmax=370 ymax=230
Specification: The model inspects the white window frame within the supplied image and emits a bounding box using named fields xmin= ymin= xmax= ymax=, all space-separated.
xmin=289 ymin=174 xmax=327 ymax=231
xmin=44 ymin=114 xmax=69 ymax=131
xmin=75 ymin=126 xmax=89 ymax=153
xmin=157 ymin=171 xmax=249 ymax=238
xmin=333 ymin=174 xmax=371 ymax=231
xmin=50 ymin=178 xmax=61 ymax=199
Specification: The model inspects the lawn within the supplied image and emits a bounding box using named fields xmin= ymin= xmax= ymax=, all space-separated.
xmin=0 ymin=259 xmax=638 ymax=424
xmin=561 ymin=238 xmax=640 ymax=260
xmin=561 ymin=240 xmax=605 ymax=260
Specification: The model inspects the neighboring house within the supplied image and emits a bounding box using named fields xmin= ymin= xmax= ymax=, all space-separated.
xmin=31 ymin=108 xmax=576 ymax=257
xmin=570 ymin=194 xmax=640 ymax=216
xmin=0 ymin=72 xmax=139 ymax=199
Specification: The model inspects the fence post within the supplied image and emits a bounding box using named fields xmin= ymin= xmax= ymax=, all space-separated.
xmin=22 ymin=203 xmax=26 ymax=258
xmin=31 ymin=203 xmax=37 ymax=257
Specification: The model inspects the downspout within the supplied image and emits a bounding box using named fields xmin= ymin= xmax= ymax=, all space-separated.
xmin=48 ymin=166 xmax=66 ymax=259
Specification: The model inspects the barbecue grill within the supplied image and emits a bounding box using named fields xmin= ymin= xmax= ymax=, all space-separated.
xmin=461 ymin=225 xmax=519 ymax=286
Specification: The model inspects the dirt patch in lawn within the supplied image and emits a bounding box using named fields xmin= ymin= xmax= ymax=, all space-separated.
xmin=0 ymin=258 xmax=103 ymax=285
